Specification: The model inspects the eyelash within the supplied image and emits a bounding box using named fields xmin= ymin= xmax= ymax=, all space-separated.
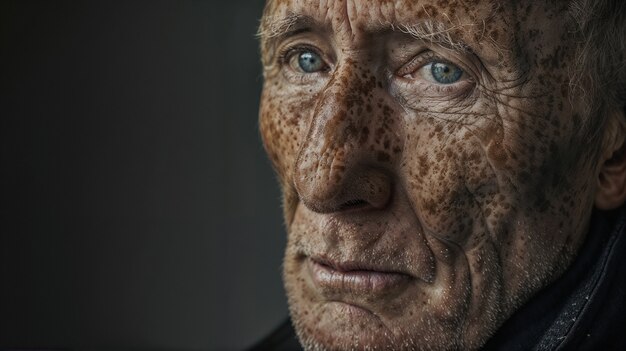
xmin=397 ymin=51 xmax=438 ymax=77
xmin=278 ymin=45 xmax=305 ymax=66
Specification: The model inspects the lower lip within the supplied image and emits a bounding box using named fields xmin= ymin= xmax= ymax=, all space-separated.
xmin=307 ymin=259 xmax=410 ymax=294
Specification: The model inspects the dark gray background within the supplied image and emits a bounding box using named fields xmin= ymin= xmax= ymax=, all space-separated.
xmin=1 ymin=1 xmax=288 ymax=350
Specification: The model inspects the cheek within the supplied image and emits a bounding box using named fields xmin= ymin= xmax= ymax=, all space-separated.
xmin=259 ymin=83 xmax=315 ymax=181
xmin=397 ymin=89 xmax=589 ymax=249
xmin=401 ymin=116 xmax=500 ymax=246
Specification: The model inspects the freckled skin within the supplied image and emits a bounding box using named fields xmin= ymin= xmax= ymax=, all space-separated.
xmin=259 ymin=0 xmax=612 ymax=350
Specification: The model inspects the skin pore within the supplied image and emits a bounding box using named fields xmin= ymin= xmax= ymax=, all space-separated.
xmin=258 ymin=0 xmax=626 ymax=350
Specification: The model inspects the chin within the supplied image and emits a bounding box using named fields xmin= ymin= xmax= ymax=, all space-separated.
xmin=286 ymin=298 xmax=469 ymax=351
xmin=282 ymin=253 xmax=487 ymax=351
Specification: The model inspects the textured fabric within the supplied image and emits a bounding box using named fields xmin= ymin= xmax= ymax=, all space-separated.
xmin=252 ymin=208 xmax=626 ymax=350
xmin=484 ymin=208 xmax=626 ymax=350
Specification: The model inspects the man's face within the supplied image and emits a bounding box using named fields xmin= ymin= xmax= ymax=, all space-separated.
xmin=259 ymin=0 xmax=602 ymax=349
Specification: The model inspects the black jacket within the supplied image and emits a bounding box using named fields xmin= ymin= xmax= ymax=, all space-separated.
xmin=250 ymin=208 xmax=626 ymax=350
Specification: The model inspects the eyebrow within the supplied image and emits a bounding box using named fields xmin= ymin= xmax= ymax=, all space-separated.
xmin=395 ymin=20 xmax=474 ymax=52
xmin=258 ymin=13 xmax=313 ymax=42
xmin=258 ymin=12 xmax=476 ymax=60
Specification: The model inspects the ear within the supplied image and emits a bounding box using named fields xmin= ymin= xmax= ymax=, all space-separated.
xmin=595 ymin=109 xmax=626 ymax=210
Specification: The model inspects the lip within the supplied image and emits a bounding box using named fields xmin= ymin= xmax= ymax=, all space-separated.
xmin=307 ymin=257 xmax=411 ymax=295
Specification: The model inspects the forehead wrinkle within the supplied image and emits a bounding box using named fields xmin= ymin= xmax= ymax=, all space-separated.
xmin=259 ymin=14 xmax=474 ymax=54
xmin=259 ymin=3 xmax=491 ymax=53
xmin=258 ymin=0 xmax=351 ymax=49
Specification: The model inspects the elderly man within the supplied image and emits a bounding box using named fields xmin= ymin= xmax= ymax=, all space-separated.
xmin=251 ymin=0 xmax=626 ymax=349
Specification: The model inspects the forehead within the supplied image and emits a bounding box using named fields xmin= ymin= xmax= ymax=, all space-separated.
xmin=264 ymin=0 xmax=497 ymax=25
xmin=263 ymin=0 xmax=493 ymax=41
xmin=261 ymin=0 xmax=567 ymax=66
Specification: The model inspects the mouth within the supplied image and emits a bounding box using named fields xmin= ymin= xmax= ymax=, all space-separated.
xmin=307 ymin=257 xmax=412 ymax=296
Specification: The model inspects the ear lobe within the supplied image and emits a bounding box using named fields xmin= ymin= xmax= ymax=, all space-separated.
xmin=595 ymin=113 xmax=626 ymax=210
xmin=595 ymin=143 xmax=626 ymax=209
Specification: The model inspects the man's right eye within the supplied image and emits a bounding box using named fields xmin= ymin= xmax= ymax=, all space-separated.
xmin=289 ymin=50 xmax=327 ymax=73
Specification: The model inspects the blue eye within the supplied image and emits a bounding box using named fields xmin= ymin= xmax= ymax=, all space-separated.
xmin=297 ymin=51 xmax=325 ymax=73
xmin=430 ymin=62 xmax=463 ymax=84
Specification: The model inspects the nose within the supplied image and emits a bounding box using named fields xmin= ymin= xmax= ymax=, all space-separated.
xmin=294 ymin=64 xmax=397 ymax=213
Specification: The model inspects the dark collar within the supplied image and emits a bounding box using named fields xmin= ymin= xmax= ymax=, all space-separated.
xmin=483 ymin=207 xmax=626 ymax=350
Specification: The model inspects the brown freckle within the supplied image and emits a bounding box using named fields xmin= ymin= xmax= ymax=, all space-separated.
xmin=418 ymin=155 xmax=429 ymax=176
xmin=359 ymin=126 xmax=369 ymax=144
xmin=344 ymin=124 xmax=358 ymax=140
xmin=337 ymin=110 xmax=347 ymax=121
xmin=377 ymin=151 xmax=390 ymax=162
xmin=468 ymin=151 xmax=480 ymax=162
xmin=487 ymin=141 xmax=508 ymax=168
xmin=375 ymin=127 xmax=385 ymax=142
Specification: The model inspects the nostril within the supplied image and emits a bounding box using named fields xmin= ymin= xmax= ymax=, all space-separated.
xmin=339 ymin=199 xmax=369 ymax=211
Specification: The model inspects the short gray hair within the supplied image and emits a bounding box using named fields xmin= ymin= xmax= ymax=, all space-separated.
xmin=568 ymin=0 xmax=626 ymax=138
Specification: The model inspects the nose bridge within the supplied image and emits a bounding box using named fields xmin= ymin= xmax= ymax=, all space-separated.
xmin=312 ymin=65 xmax=371 ymax=151
xmin=294 ymin=61 xmax=385 ymax=212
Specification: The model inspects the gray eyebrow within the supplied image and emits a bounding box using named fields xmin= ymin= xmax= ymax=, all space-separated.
xmin=257 ymin=13 xmax=314 ymax=40
xmin=393 ymin=20 xmax=475 ymax=53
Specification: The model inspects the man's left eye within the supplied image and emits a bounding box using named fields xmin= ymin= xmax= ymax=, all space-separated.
xmin=424 ymin=62 xmax=464 ymax=84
